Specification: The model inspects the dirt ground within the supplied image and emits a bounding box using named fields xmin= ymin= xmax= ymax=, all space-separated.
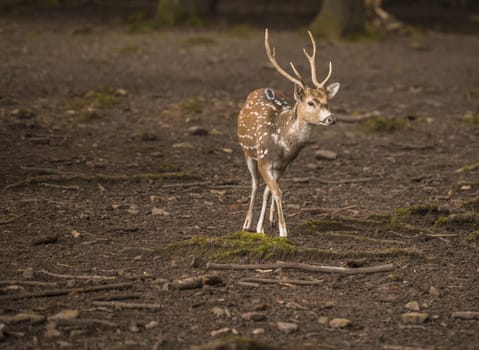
xmin=1 ymin=4 xmax=478 ymax=350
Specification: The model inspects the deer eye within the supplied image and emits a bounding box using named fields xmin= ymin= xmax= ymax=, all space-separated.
xmin=307 ymin=101 xmax=315 ymax=107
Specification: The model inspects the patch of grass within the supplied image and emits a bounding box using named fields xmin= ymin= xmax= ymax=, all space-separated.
xmin=118 ymin=46 xmax=146 ymax=55
xmin=126 ymin=12 xmax=160 ymax=33
xmin=225 ymin=25 xmax=258 ymax=38
xmin=344 ymin=24 xmax=383 ymax=42
xmin=183 ymin=36 xmax=217 ymax=47
xmin=73 ymin=89 xmax=119 ymax=110
xmin=462 ymin=111 xmax=479 ymax=125
xmin=464 ymin=230 xmax=479 ymax=242
xmin=178 ymin=98 xmax=204 ymax=115
xmin=435 ymin=212 xmax=479 ymax=227
xmin=360 ymin=116 xmax=410 ymax=133
xmin=168 ymin=231 xmax=296 ymax=261
xmin=395 ymin=204 xmax=445 ymax=217
xmin=300 ymin=219 xmax=359 ymax=233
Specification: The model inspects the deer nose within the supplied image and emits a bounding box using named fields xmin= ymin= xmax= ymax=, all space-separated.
xmin=325 ymin=115 xmax=336 ymax=125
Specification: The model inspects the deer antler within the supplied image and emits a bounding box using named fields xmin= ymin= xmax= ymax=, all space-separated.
xmin=303 ymin=31 xmax=332 ymax=88
xmin=265 ymin=29 xmax=305 ymax=89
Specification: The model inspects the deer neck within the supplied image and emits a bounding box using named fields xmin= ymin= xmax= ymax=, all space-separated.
xmin=280 ymin=104 xmax=312 ymax=145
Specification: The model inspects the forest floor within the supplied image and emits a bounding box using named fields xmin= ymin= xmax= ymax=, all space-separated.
xmin=0 ymin=4 xmax=478 ymax=350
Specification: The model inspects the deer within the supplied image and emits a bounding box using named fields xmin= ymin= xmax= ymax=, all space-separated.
xmin=237 ymin=29 xmax=340 ymax=237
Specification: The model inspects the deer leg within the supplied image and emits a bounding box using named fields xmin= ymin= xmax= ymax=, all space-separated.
xmin=243 ymin=156 xmax=259 ymax=231
xmin=259 ymin=166 xmax=287 ymax=237
xmin=256 ymin=186 xmax=271 ymax=234
xmin=269 ymin=200 xmax=276 ymax=228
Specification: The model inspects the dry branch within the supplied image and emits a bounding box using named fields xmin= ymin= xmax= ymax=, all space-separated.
xmin=316 ymin=177 xmax=377 ymax=185
xmin=55 ymin=318 xmax=118 ymax=328
xmin=91 ymin=301 xmax=162 ymax=310
xmin=451 ymin=311 xmax=479 ymax=320
xmin=207 ymin=262 xmax=393 ymax=275
xmin=38 ymin=269 xmax=117 ymax=280
xmin=3 ymin=171 xmax=199 ymax=191
xmin=0 ymin=280 xmax=58 ymax=287
xmin=239 ymin=277 xmax=323 ymax=286
xmin=0 ymin=214 xmax=25 ymax=225
xmin=0 ymin=282 xmax=132 ymax=301
xmin=171 ymin=274 xmax=223 ymax=290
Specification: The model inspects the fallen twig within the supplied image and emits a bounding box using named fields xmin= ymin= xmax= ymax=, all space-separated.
xmin=3 ymin=171 xmax=200 ymax=191
xmin=316 ymin=177 xmax=377 ymax=185
xmin=171 ymin=274 xmax=223 ymax=290
xmin=0 ymin=282 xmax=132 ymax=301
xmin=91 ymin=301 xmax=162 ymax=310
xmin=0 ymin=280 xmax=58 ymax=287
xmin=207 ymin=262 xmax=393 ymax=274
xmin=239 ymin=277 xmax=323 ymax=286
xmin=54 ymin=318 xmax=118 ymax=328
xmin=451 ymin=311 xmax=479 ymax=320
xmin=0 ymin=214 xmax=25 ymax=225
xmin=39 ymin=269 xmax=117 ymax=280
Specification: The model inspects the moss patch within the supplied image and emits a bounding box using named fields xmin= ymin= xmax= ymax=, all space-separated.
xmin=183 ymin=36 xmax=217 ymax=47
xmin=167 ymin=231 xmax=296 ymax=261
xmin=178 ymin=97 xmax=204 ymax=115
xmin=464 ymin=230 xmax=479 ymax=242
xmin=462 ymin=111 xmax=479 ymax=125
xmin=360 ymin=116 xmax=410 ymax=133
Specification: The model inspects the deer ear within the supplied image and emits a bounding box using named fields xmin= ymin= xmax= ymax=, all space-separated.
xmin=294 ymin=85 xmax=305 ymax=102
xmin=326 ymin=82 xmax=340 ymax=99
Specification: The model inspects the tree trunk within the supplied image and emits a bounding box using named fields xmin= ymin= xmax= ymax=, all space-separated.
xmin=310 ymin=0 xmax=366 ymax=39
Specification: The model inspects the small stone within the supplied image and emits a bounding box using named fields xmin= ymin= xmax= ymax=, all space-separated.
xmin=221 ymin=148 xmax=233 ymax=154
xmin=241 ymin=312 xmax=266 ymax=322
xmin=276 ymin=321 xmax=298 ymax=334
xmin=429 ymin=286 xmax=440 ymax=298
xmin=44 ymin=322 xmax=61 ymax=338
xmin=172 ymin=142 xmax=194 ymax=149
xmin=115 ymin=88 xmax=128 ymax=96
xmin=126 ymin=208 xmax=140 ymax=215
xmin=315 ymin=149 xmax=337 ymax=160
xmin=210 ymin=327 xmax=230 ymax=337
xmin=211 ymin=307 xmax=225 ymax=318
xmin=188 ymin=126 xmax=209 ymax=136
xmin=57 ymin=340 xmax=73 ymax=348
xmin=128 ymin=321 xmax=140 ymax=333
xmin=251 ymin=328 xmax=265 ymax=335
xmin=318 ymin=316 xmax=329 ymax=325
xmin=48 ymin=309 xmax=79 ymax=321
xmin=401 ymin=312 xmax=429 ymax=324
xmin=151 ymin=207 xmax=170 ymax=216
xmin=329 ymin=318 xmax=352 ymax=329
xmin=22 ymin=267 xmax=34 ymax=279
xmin=404 ymin=301 xmax=420 ymax=311
xmin=145 ymin=321 xmax=159 ymax=329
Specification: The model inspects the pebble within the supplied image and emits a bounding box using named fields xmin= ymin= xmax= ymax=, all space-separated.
xmin=44 ymin=322 xmax=61 ymax=338
xmin=251 ymin=328 xmax=265 ymax=335
xmin=401 ymin=312 xmax=429 ymax=324
xmin=276 ymin=321 xmax=298 ymax=334
xmin=22 ymin=267 xmax=34 ymax=279
xmin=151 ymin=207 xmax=170 ymax=216
xmin=145 ymin=321 xmax=159 ymax=329
xmin=329 ymin=318 xmax=352 ymax=329
xmin=429 ymin=286 xmax=440 ymax=298
xmin=314 ymin=149 xmax=337 ymax=160
xmin=404 ymin=301 xmax=420 ymax=311
xmin=128 ymin=321 xmax=140 ymax=333
xmin=172 ymin=142 xmax=194 ymax=149
xmin=318 ymin=316 xmax=329 ymax=325
xmin=241 ymin=312 xmax=266 ymax=322
xmin=188 ymin=126 xmax=209 ymax=136
xmin=210 ymin=327 xmax=231 ymax=337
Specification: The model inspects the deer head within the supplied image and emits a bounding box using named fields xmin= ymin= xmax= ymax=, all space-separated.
xmin=264 ymin=29 xmax=340 ymax=126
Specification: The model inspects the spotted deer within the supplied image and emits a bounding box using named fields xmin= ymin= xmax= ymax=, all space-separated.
xmin=237 ymin=29 xmax=340 ymax=237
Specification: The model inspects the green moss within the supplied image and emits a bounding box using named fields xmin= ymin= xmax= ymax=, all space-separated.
xmin=118 ymin=46 xmax=146 ymax=55
xmin=360 ymin=117 xmax=409 ymax=133
xmin=435 ymin=212 xmax=479 ymax=227
xmin=300 ymin=220 xmax=358 ymax=233
xmin=464 ymin=230 xmax=479 ymax=241
xmin=167 ymin=231 xmax=296 ymax=261
xmin=225 ymin=25 xmax=258 ymax=38
xmin=73 ymin=89 xmax=119 ymax=110
xmin=462 ymin=112 xmax=479 ymax=125
xmin=183 ymin=36 xmax=217 ymax=47
xmin=178 ymin=98 xmax=204 ymax=115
